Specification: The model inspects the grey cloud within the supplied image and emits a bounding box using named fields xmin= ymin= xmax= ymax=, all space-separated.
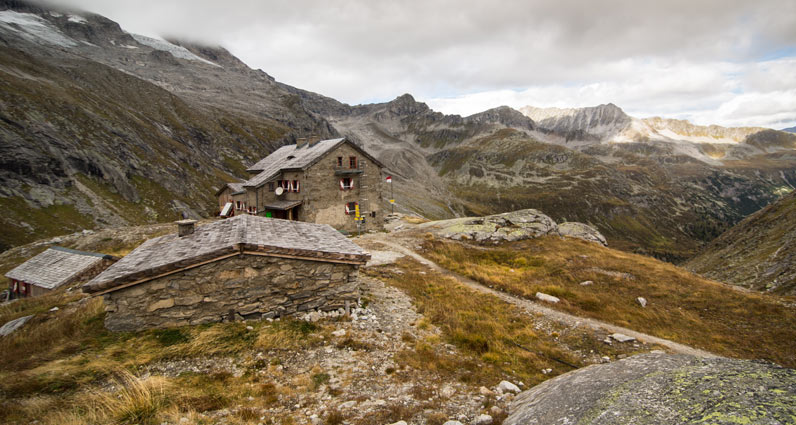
xmin=37 ymin=0 xmax=796 ymax=126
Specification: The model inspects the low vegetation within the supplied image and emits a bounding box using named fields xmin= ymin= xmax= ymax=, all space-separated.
xmin=422 ymin=236 xmax=796 ymax=367
xmin=366 ymin=258 xmax=655 ymax=388
xmin=0 ymin=287 xmax=327 ymax=424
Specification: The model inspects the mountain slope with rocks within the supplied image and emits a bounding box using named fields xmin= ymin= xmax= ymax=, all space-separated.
xmin=686 ymin=190 xmax=796 ymax=295
xmin=0 ymin=0 xmax=336 ymax=250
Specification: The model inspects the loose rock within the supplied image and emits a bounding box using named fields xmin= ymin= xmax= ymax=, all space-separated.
xmin=637 ymin=297 xmax=647 ymax=307
xmin=535 ymin=292 xmax=560 ymax=304
xmin=610 ymin=333 xmax=636 ymax=343
xmin=473 ymin=414 xmax=493 ymax=425
xmin=497 ymin=380 xmax=521 ymax=394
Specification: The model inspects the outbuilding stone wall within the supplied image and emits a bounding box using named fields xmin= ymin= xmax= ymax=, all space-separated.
xmin=102 ymin=254 xmax=360 ymax=331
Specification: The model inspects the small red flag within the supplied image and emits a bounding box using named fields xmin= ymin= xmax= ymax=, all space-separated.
xmin=386 ymin=176 xmax=392 ymax=183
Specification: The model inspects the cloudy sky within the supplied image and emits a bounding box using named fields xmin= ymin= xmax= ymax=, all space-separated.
xmin=47 ymin=0 xmax=796 ymax=128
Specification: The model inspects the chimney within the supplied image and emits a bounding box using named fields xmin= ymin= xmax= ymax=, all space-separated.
xmin=307 ymin=135 xmax=322 ymax=147
xmin=296 ymin=137 xmax=308 ymax=148
xmin=176 ymin=219 xmax=197 ymax=237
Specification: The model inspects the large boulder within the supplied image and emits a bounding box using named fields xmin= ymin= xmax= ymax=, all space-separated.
xmin=505 ymin=352 xmax=796 ymax=425
xmin=436 ymin=209 xmax=556 ymax=242
xmin=556 ymin=222 xmax=607 ymax=246
xmin=433 ymin=209 xmax=606 ymax=245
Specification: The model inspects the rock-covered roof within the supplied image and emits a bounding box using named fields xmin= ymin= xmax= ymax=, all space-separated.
xmin=243 ymin=138 xmax=384 ymax=189
xmin=83 ymin=215 xmax=370 ymax=294
xmin=5 ymin=247 xmax=113 ymax=290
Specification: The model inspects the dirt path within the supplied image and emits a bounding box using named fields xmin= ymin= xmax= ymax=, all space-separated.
xmin=358 ymin=232 xmax=719 ymax=359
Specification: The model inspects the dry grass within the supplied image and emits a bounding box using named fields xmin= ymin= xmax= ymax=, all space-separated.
xmin=0 ymin=292 xmax=325 ymax=424
xmin=366 ymin=258 xmax=648 ymax=388
xmin=423 ymin=236 xmax=796 ymax=367
xmin=402 ymin=215 xmax=429 ymax=225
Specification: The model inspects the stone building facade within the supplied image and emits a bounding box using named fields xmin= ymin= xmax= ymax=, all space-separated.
xmin=215 ymin=182 xmax=246 ymax=216
xmin=83 ymin=215 xmax=370 ymax=331
xmin=102 ymin=255 xmax=359 ymax=331
xmin=219 ymin=138 xmax=385 ymax=233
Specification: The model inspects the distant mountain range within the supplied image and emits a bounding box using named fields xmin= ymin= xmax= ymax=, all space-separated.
xmin=782 ymin=126 xmax=796 ymax=133
xmin=1 ymin=0 xmax=795 ymax=262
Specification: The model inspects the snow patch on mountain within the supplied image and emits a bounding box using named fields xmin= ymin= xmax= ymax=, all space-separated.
xmin=130 ymin=33 xmax=221 ymax=67
xmin=0 ymin=10 xmax=77 ymax=47
xmin=67 ymin=15 xmax=87 ymax=24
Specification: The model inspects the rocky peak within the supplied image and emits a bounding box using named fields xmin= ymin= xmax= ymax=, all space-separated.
xmin=466 ymin=106 xmax=536 ymax=131
xmin=385 ymin=93 xmax=430 ymax=116
xmin=519 ymin=103 xmax=631 ymax=137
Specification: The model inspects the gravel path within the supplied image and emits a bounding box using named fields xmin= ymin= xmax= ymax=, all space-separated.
xmin=359 ymin=233 xmax=719 ymax=359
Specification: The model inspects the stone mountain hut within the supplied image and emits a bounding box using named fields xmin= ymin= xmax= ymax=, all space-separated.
xmin=82 ymin=215 xmax=370 ymax=331
xmin=5 ymin=246 xmax=117 ymax=299
xmin=217 ymin=137 xmax=385 ymax=233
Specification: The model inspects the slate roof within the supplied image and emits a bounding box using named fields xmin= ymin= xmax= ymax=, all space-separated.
xmin=228 ymin=182 xmax=245 ymax=194
xmin=244 ymin=138 xmax=346 ymax=188
xmin=6 ymin=247 xmax=114 ymax=290
xmin=214 ymin=181 xmax=246 ymax=196
xmin=243 ymin=138 xmax=385 ymax=189
xmin=83 ymin=215 xmax=370 ymax=294
xmin=263 ymin=200 xmax=303 ymax=210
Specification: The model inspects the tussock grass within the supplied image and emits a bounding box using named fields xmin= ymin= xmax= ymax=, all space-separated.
xmin=423 ymin=236 xmax=796 ymax=367
xmin=0 ymin=292 xmax=324 ymax=424
xmin=367 ymin=259 xmax=633 ymax=387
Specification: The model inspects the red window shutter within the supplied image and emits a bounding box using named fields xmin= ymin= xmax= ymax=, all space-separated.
xmin=350 ymin=178 xmax=355 ymax=189
xmin=340 ymin=179 xmax=344 ymax=190
xmin=295 ymin=181 xmax=300 ymax=192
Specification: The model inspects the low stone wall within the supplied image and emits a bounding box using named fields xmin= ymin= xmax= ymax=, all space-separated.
xmin=102 ymin=254 xmax=360 ymax=331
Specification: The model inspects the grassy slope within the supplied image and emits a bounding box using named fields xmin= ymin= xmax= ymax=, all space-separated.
xmin=422 ymin=236 xmax=796 ymax=367
xmin=686 ymin=190 xmax=796 ymax=294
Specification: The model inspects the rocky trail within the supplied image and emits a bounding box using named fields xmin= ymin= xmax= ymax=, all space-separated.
xmin=356 ymin=230 xmax=719 ymax=360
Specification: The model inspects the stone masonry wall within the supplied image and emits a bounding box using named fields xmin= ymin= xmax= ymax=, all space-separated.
xmin=303 ymin=144 xmax=383 ymax=233
xmin=102 ymin=254 xmax=360 ymax=331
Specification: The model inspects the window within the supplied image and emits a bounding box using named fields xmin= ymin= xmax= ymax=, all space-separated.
xmin=349 ymin=156 xmax=357 ymax=169
xmin=339 ymin=177 xmax=354 ymax=190
xmin=236 ymin=201 xmax=241 ymax=210
xmin=345 ymin=202 xmax=358 ymax=215
xmin=267 ymin=182 xmax=274 ymax=192
xmin=337 ymin=157 xmax=343 ymax=167
xmin=293 ymin=180 xmax=300 ymax=193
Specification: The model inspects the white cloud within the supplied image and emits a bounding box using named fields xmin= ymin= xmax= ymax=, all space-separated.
xmin=426 ymin=58 xmax=796 ymax=128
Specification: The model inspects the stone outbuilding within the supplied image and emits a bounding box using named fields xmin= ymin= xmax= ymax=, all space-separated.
xmin=5 ymin=246 xmax=116 ymax=299
xmin=215 ymin=182 xmax=246 ymax=217
xmin=82 ymin=215 xmax=370 ymax=331
xmin=217 ymin=137 xmax=385 ymax=233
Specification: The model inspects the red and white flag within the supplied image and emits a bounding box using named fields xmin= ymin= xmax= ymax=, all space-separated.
xmin=386 ymin=176 xmax=392 ymax=183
